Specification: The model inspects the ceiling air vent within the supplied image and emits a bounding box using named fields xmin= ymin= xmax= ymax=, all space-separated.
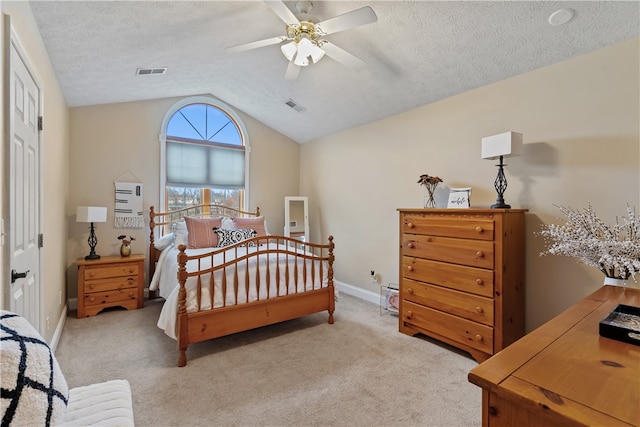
xmin=284 ymin=99 xmax=306 ymax=113
xmin=136 ymin=67 xmax=167 ymax=76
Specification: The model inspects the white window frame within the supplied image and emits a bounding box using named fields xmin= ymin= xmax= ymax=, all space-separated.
xmin=158 ymin=96 xmax=250 ymax=211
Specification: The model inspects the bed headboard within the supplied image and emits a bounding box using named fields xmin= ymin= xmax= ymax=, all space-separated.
xmin=148 ymin=204 xmax=261 ymax=293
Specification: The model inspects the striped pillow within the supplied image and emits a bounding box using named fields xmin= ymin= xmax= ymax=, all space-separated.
xmin=232 ymin=216 xmax=268 ymax=237
xmin=184 ymin=217 xmax=223 ymax=248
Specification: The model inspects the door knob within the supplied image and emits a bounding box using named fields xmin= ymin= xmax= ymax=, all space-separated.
xmin=11 ymin=269 xmax=30 ymax=284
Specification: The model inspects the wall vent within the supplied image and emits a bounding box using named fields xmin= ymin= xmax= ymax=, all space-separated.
xmin=284 ymin=99 xmax=306 ymax=112
xmin=136 ymin=67 xmax=167 ymax=76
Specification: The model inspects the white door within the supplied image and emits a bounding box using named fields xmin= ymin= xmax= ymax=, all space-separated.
xmin=8 ymin=32 xmax=42 ymax=334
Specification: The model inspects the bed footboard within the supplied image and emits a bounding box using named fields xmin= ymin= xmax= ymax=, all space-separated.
xmin=175 ymin=235 xmax=335 ymax=367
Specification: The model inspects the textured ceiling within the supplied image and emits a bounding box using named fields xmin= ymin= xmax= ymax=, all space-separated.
xmin=28 ymin=1 xmax=639 ymax=143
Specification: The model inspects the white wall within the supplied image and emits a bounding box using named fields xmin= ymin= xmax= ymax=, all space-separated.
xmin=1 ymin=1 xmax=70 ymax=343
xmin=301 ymin=38 xmax=640 ymax=332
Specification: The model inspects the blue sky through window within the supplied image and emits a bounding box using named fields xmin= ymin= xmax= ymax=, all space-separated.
xmin=167 ymin=103 xmax=242 ymax=145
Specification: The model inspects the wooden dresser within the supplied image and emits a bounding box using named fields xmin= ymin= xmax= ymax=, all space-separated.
xmin=469 ymin=285 xmax=640 ymax=427
xmin=398 ymin=208 xmax=526 ymax=362
xmin=76 ymin=254 xmax=145 ymax=318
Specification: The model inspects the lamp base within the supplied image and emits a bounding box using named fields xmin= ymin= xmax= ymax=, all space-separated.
xmin=85 ymin=254 xmax=101 ymax=260
xmin=491 ymin=202 xmax=511 ymax=209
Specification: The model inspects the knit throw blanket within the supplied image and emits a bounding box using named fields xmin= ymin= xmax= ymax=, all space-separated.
xmin=115 ymin=182 xmax=144 ymax=229
xmin=1 ymin=311 xmax=68 ymax=426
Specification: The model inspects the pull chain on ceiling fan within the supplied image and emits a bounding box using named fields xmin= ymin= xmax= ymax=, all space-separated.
xmin=226 ymin=0 xmax=378 ymax=80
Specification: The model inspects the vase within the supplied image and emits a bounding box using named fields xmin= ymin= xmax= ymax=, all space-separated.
xmin=424 ymin=186 xmax=437 ymax=208
xmin=120 ymin=244 xmax=131 ymax=257
xmin=603 ymin=276 xmax=640 ymax=289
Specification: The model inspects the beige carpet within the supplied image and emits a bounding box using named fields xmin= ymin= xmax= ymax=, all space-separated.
xmin=55 ymin=294 xmax=481 ymax=426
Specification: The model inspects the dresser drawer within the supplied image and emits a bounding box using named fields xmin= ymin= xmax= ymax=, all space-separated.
xmin=84 ymin=288 xmax=137 ymax=307
xmin=402 ymin=256 xmax=493 ymax=297
xmin=402 ymin=214 xmax=494 ymax=240
xmin=402 ymin=234 xmax=494 ymax=269
xmin=84 ymin=264 xmax=139 ymax=280
xmin=84 ymin=276 xmax=138 ymax=294
xmin=402 ymin=301 xmax=493 ymax=354
xmin=402 ymin=279 xmax=494 ymax=326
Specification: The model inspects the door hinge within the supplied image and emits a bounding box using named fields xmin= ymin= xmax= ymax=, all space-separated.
xmin=38 ymin=233 xmax=44 ymax=248
xmin=38 ymin=116 xmax=43 ymax=131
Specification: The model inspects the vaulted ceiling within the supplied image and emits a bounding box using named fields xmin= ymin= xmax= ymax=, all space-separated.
xmin=29 ymin=1 xmax=639 ymax=143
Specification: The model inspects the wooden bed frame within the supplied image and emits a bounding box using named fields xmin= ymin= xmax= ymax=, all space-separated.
xmin=148 ymin=204 xmax=335 ymax=367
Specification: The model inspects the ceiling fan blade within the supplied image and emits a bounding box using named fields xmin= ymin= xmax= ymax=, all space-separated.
xmin=264 ymin=0 xmax=300 ymax=26
xmin=285 ymin=60 xmax=300 ymax=80
xmin=226 ymin=36 xmax=288 ymax=53
xmin=321 ymin=41 xmax=366 ymax=70
xmin=316 ymin=6 xmax=377 ymax=35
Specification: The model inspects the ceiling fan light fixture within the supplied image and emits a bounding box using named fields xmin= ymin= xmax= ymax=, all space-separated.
xmin=309 ymin=42 xmax=325 ymax=63
xmin=281 ymin=41 xmax=297 ymax=61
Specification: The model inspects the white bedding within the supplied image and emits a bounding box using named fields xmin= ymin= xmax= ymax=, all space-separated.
xmin=150 ymin=243 xmax=328 ymax=339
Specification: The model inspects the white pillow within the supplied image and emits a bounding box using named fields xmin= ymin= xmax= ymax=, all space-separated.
xmin=155 ymin=232 xmax=174 ymax=250
xmin=221 ymin=217 xmax=235 ymax=230
xmin=172 ymin=222 xmax=188 ymax=247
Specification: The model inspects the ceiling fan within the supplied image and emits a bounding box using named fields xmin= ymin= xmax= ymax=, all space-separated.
xmin=226 ymin=0 xmax=378 ymax=79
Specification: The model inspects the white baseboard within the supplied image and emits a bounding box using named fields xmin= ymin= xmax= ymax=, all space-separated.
xmin=335 ymin=281 xmax=379 ymax=305
xmin=50 ymin=304 xmax=67 ymax=352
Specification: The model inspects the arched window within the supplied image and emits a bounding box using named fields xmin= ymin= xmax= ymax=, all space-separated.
xmin=159 ymin=96 xmax=249 ymax=212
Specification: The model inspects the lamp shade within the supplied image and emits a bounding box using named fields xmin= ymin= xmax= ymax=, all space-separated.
xmin=481 ymin=132 xmax=523 ymax=160
xmin=76 ymin=206 xmax=107 ymax=223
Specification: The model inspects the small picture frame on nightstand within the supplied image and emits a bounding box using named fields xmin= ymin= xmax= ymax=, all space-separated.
xmin=447 ymin=187 xmax=471 ymax=208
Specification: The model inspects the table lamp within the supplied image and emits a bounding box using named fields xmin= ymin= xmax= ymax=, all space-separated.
xmin=481 ymin=131 xmax=523 ymax=209
xmin=77 ymin=206 xmax=107 ymax=260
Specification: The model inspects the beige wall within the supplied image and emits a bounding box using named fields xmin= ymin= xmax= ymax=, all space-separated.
xmin=1 ymin=2 xmax=70 ymax=343
xmin=67 ymin=96 xmax=300 ymax=299
xmin=301 ymin=38 xmax=640 ymax=332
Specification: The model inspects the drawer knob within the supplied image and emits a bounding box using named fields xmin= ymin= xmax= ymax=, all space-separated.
xmin=476 ymin=279 xmax=484 ymax=286
xmin=89 ymin=297 xmax=95 ymax=302
xmin=89 ymin=284 xmax=95 ymax=289
xmin=407 ymin=242 xmax=414 ymax=249
xmin=128 ymin=268 xmax=135 ymax=273
xmin=475 ymin=334 xmax=483 ymax=342
xmin=407 ymin=222 xmax=414 ymax=229
xmin=475 ymin=306 xmax=483 ymax=314
xmin=129 ymin=292 xmax=134 ymax=297
xmin=476 ymin=226 xmax=484 ymax=233
xmin=407 ymin=288 xmax=414 ymax=295
xmin=406 ymin=310 xmax=413 ymax=319
xmin=128 ymin=278 xmax=134 ymax=283
xmin=476 ymin=251 xmax=484 ymax=258
xmin=407 ymin=265 xmax=414 ymax=272
xmin=88 ymin=272 xmax=95 ymax=278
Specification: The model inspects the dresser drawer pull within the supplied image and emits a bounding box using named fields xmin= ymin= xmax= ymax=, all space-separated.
xmin=406 ymin=310 xmax=413 ymax=319
xmin=128 ymin=278 xmax=135 ymax=283
xmin=89 ymin=284 xmax=95 ymax=290
xmin=476 ymin=251 xmax=485 ymax=258
xmin=407 ymin=222 xmax=414 ymax=229
xmin=475 ymin=306 xmax=484 ymax=314
xmin=89 ymin=296 xmax=95 ymax=302
xmin=475 ymin=334 xmax=483 ymax=342
xmin=129 ymin=292 xmax=134 ymax=297
xmin=476 ymin=279 xmax=484 ymax=286
xmin=407 ymin=288 xmax=414 ymax=295
xmin=407 ymin=266 xmax=414 ymax=272
xmin=407 ymin=242 xmax=415 ymax=249
xmin=88 ymin=272 xmax=95 ymax=278
xmin=128 ymin=268 xmax=135 ymax=274
xmin=476 ymin=226 xmax=484 ymax=233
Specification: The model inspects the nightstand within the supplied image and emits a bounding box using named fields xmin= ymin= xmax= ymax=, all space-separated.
xmin=76 ymin=254 xmax=145 ymax=318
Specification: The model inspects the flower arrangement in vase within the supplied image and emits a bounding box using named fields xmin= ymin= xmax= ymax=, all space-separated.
xmin=538 ymin=204 xmax=639 ymax=283
xmin=117 ymin=235 xmax=135 ymax=257
xmin=417 ymin=174 xmax=443 ymax=208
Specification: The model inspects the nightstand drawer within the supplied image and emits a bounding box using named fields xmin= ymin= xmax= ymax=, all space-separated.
xmin=84 ymin=288 xmax=137 ymax=307
xmin=84 ymin=264 xmax=139 ymax=280
xmin=84 ymin=276 xmax=138 ymax=294
xmin=402 ymin=301 xmax=493 ymax=354
xmin=402 ymin=256 xmax=493 ymax=297
xmin=402 ymin=234 xmax=494 ymax=269
xmin=402 ymin=279 xmax=494 ymax=325
xmin=402 ymin=214 xmax=494 ymax=240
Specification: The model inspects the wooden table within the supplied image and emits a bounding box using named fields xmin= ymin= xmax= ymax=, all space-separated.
xmin=468 ymin=285 xmax=640 ymax=427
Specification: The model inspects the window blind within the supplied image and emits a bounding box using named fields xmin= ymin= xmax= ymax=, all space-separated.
xmin=166 ymin=140 xmax=245 ymax=189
